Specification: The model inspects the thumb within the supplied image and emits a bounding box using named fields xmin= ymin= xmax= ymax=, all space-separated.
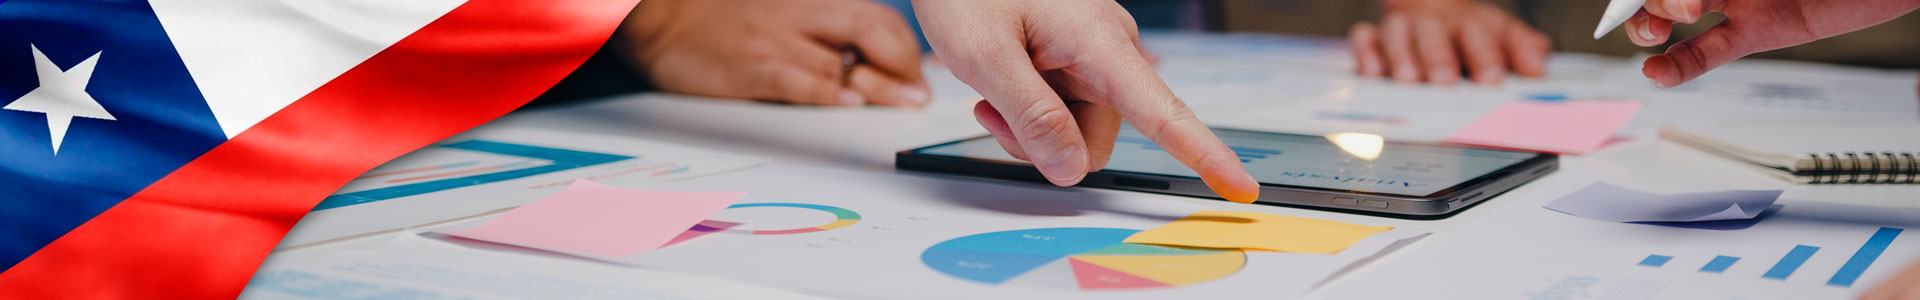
xmin=1642 ymin=0 xmax=1719 ymax=24
xmin=1642 ymin=25 xmax=1754 ymax=88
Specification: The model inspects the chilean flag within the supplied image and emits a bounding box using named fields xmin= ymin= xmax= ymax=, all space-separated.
xmin=0 ymin=0 xmax=641 ymax=297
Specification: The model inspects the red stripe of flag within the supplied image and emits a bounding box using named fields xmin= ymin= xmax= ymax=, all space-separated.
xmin=0 ymin=0 xmax=641 ymax=298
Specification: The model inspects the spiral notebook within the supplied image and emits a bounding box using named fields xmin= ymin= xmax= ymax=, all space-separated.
xmin=1660 ymin=122 xmax=1920 ymax=184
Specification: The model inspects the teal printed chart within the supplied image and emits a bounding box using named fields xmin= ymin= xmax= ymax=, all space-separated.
xmin=921 ymin=228 xmax=1245 ymax=291
xmin=314 ymin=140 xmax=634 ymax=211
xmin=689 ymin=203 xmax=861 ymax=235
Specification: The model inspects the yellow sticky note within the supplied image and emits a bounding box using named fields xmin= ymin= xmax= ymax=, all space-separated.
xmin=1123 ymin=210 xmax=1392 ymax=254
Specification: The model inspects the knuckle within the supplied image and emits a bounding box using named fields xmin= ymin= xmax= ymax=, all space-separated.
xmin=1139 ymin=102 xmax=1199 ymax=138
xmin=748 ymin=65 xmax=788 ymax=94
xmin=1676 ymin=41 xmax=1716 ymax=75
xmin=1016 ymin=104 xmax=1078 ymax=142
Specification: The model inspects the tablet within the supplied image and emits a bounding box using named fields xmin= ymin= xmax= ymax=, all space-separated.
xmin=896 ymin=126 xmax=1558 ymax=218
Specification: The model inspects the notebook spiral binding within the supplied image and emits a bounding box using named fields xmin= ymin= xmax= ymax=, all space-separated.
xmin=1805 ymin=152 xmax=1919 ymax=184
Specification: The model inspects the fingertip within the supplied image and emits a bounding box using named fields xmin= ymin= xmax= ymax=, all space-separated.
xmin=1183 ymin=144 xmax=1259 ymax=203
xmin=1474 ymin=69 xmax=1505 ymax=86
xmin=837 ymin=89 xmax=865 ymax=106
xmin=1428 ymin=69 xmax=1460 ymax=87
xmin=1211 ymin=169 xmax=1261 ymax=204
xmin=1642 ymin=55 xmax=1680 ymax=89
xmin=1348 ymin=23 xmax=1386 ymax=78
xmin=1354 ymin=52 xmax=1385 ymax=78
xmin=1392 ymin=65 xmax=1420 ymax=84
xmin=1626 ymin=13 xmax=1660 ymax=47
xmin=1648 ymin=17 xmax=1674 ymax=44
xmin=1519 ymin=65 xmax=1547 ymax=78
xmin=1036 ymin=143 xmax=1089 ymax=186
xmin=896 ymin=83 xmax=932 ymax=107
xmin=1013 ymin=104 xmax=1092 ymax=186
xmin=972 ymin=101 xmax=1029 ymax=161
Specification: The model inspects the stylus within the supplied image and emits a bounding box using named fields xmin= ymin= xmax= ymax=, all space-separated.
xmin=1593 ymin=0 xmax=1648 ymax=39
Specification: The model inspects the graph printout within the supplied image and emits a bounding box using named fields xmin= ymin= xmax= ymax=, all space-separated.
xmin=1326 ymin=195 xmax=1920 ymax=300
xmin=280 ymin=128 xmax=766 ymax=247
xmin=552 ymin=165 xmax=1427 ymax=300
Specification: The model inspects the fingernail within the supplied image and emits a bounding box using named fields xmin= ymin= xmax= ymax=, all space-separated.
xmin=1037 ymin=144 xmax=1086 ymax=184
xmin=1636 ymin=19 xmax=1652 ymax=41
xmin=1477 ymin=73 xmax=1502 ymax=86
xmin=1392 ymin=65 xmax=1418 ymax=83
xmin=837 ymin=89 xmax=864 ymax=106
xmin=1429 ymin=70 xmax=1456 ymax=86
xmin=1642 ymin=55 xmax=1673 ymax=89
xmin=896 ymin=85 xmax=931 ymax=106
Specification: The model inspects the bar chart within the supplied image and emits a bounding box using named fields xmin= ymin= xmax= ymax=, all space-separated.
xmin=1118 ymin=136 xmax=1282 ymax=163
xmin=1634 ymin=226 xmax=1905 ymax=288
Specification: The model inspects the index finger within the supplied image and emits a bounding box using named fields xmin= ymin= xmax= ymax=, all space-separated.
xmin=916 ymin=2 xmax=1093 ymax=186
xmin=1076 ymin=37 xmax=1260 ymax=203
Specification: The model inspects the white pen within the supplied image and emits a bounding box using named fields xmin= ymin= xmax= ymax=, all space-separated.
xmin=1593 ymin=0 xmax=1648 ymax=39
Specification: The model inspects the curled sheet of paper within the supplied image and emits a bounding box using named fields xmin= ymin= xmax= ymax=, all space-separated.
xmin=1544 ymin=182 xmax=1783 ymax=223
xmin=445 ymin=179 xmax=744 ymax=257
xmin=1122 ymin=210 xmax=1393 ymax=254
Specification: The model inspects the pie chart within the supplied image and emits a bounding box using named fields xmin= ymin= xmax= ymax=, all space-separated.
xmin=687 ymin=202 xmax=860 ymax=235
xmin=921 ymin=227 xmax=1245 ymax=290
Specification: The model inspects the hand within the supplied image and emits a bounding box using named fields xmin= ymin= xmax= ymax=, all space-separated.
xmin=1862 ymin=258 xmax=1920 ymax=299
xmin=1626 ymin=0 xmax=1920 ymax=88
xmin=619 ymin=0 xmax=930 ymax=107
xmin=912 ymin=0 xmax=1259 ymax=203
xmin=1348 ymin=0 xmax=1551 ymax=86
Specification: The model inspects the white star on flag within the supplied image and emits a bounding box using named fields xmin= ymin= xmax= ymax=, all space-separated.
xmin=5 ymin=44 xmax=116 ymax=155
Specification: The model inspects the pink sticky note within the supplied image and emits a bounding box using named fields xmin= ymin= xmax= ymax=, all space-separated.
xmin=1444 ymin=100 xmax=1641 ymax=154
xmin=446 ymin=180 xmax=743 ymax=257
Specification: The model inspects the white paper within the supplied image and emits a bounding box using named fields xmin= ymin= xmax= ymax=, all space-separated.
xmin=241 ymin=234 xmax=829 ymax=300
xmin=280 ymin=127 xmax=768 ymax=247
xmin=1544 ymin=182 xmax=1783 ymax=223
xmin=1322 ymin=197 xmax=1920 ymax=300
xmin=426 ymin=164 xmax=1427 ymax=300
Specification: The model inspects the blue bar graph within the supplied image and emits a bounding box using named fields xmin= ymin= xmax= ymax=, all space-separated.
xmin=1700 ymin=255 xmax=1741 ymax=273
xmin=1828 ymin=227 xmax=1905 ymax=287
xmin=1763 ymin=245 xmax=1821 ymax=280
xmin=1229 ymin=146 xmax=1282 ymax=155
xmin=1639 ymin=255 xmax=1673 ymax=267
xmin=1123 ymin=136 xmax=1281 ymax=164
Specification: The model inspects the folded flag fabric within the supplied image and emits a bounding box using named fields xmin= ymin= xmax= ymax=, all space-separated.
xmin=0 ymin=0 xmax=641 ymax=298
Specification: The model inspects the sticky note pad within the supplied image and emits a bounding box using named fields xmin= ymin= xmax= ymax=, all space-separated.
xmin=1123 ymin=210 xmax=1393 ymax=254
xmin=1545 ymin=182 xmax=1782 ymax=223
xmin=1444 ymin=100 xmax=1641 ymax=154
xmin=446 ymin=180 xmax=743 ymax=257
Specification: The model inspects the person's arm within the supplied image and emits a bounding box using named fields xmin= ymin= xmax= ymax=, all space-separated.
xmin=1626 ymin=0 xmax=1920 ymax=88
xmin=1861 ymin=258 xmax=1920 ymax=299
xmin=911 ymin=0 xmax=1259 ymax=203
xmin=619 ymin=0 xmax=930 ymax=106
xmin=1348 ymin=0 xmax=1551 ymax=86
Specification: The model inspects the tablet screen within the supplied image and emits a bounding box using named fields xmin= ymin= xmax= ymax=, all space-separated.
xmin=915 ymin=126 xmax=1540 ymax=196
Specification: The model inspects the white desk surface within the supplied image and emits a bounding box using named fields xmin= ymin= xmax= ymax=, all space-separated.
xmin=260 ymin=32 xmax=1920 ymax=299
